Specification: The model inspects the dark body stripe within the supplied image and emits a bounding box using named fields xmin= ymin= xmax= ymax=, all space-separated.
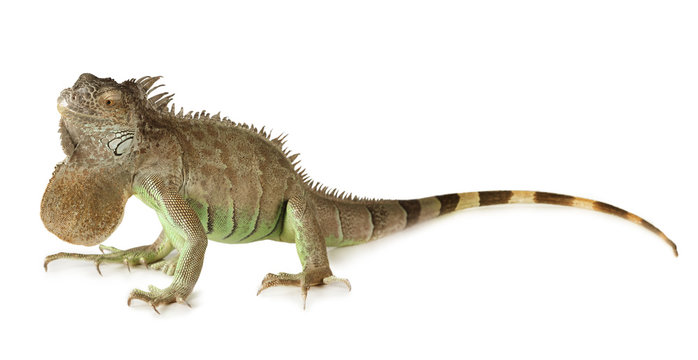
xmin=398 ymin=200 xmax=421 ymax=227
xmin=239 ymin=211 xmax=262 ymax=241
xmin=261 ymin=204 xmax=286 ymax=239
xmin=436 ymin=194 xmax=460 ymax=215
xmin=478 ymin=191 xmax=514 ymax=206
xmin=224 ymin=203 xmax=238 ymax=240
xmin=206 ymin=205 xmax=214 ymax=234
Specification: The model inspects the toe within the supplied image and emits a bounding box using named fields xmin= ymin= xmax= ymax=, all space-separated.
xmin=323 ymin=276 xmax=352 ymax=291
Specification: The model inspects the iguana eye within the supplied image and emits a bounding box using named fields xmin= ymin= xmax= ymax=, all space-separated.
xmin=100 ymin=91 xmax=122 ymax=107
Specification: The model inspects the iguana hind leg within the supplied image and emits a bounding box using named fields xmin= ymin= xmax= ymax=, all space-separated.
xmin=44 ymin=230 xmax=174 ymax=275
xmin=257 ymin=195 xmax=350 ymax=309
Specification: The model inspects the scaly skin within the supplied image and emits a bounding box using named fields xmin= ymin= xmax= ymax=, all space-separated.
xmin=42 ymin=74 xmax=677 ymax=313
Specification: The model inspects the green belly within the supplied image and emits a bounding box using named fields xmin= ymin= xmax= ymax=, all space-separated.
xmin=185 ymin=197 xmax=284 ymax=244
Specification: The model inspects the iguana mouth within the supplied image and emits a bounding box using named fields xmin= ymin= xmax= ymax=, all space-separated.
xmin=56 ymin=89 xmax=86 ymax=118
xmin=57 ymin=95 xmax=69 ymax=113
xmin=56 ymin=89 xmax=104 ymax=121
xmin=57 ymin=91 xmax=70 ymax=115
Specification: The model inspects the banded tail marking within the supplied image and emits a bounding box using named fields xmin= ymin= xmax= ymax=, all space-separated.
xmin=399 ymin=190 xmax=677 ymax=256
xmin=436 ymin=194 xmax=460 ymax=215
xmin=398 ymin=200 xmax=420 ymax=227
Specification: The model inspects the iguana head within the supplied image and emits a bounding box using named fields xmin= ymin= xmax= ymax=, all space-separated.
xmin=42 ymin=73 xmax=171 ymax=246
xmin=57 ymin=73 xmax=138 ymax=126
xmin=56 ymin=73 xmax=172 ymax=159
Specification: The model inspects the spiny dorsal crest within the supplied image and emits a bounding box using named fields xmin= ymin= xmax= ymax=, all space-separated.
xmin=131 ymin=75 xmax=368 ymax=202
xmin=133 ymin=75 xmax=295 ymax=159
xmin=134 ymin=76 xmax=174 ymax=111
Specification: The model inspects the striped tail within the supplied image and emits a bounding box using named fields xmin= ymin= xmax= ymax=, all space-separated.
xmin=397 ymin=190 xmax=677 ymax=257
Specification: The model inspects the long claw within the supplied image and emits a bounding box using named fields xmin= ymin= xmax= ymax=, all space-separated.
xmin=257 ymin=271 xmax=349 ymax=309
xmin=127 ymin=294 xmax=139 ymax=307
xmin=123 ymin=259 xmax=131 ymax=272
xmin=99 ymin=245 xmax=121 ymax=254
xmin=43 ymin=253 xmax=64 ymax=272
xmin=95 ymin=261 xmax=103 ymax=276
xmin=127 ymin=286 xmax=190 ymax=314
xmin=176 ymin=297 xmax=192 ymax=308
xmin=127 ymin=291 xmax=149 ymax=307
xmin=256 ymin=273 xmax=277 ymax=296
xmin=301 ymin=286 xmax=308 ymax=310
xmin=323 ymin=276 xmax=352 ymax=291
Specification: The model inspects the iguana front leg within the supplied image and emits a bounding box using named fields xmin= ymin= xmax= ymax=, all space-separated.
xmin=127 ymin=174 xmax=208 ymax=313
xmin=44 ymin=231 xmax=174 ymax=275
xmin=257 ymin=195 xmax=350 ymax=308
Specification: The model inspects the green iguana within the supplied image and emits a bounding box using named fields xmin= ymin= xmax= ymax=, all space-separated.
xmin=42 ymin=74 xmax=678 ymax=313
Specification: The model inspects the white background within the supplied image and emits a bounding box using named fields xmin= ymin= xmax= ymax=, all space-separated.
xmin=1 ymin=1 xmax=696 ymax=359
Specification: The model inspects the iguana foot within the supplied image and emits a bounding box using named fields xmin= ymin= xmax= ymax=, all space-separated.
xmin=256 ymin=270 xmax=351 ymax=309
xmin=148 ymin=255 xmax=179 ymax=276
xmin=127 ymin=285 xmax=191 ymax=314
xmin=44 ymin=245 xmax=164 ymax=275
